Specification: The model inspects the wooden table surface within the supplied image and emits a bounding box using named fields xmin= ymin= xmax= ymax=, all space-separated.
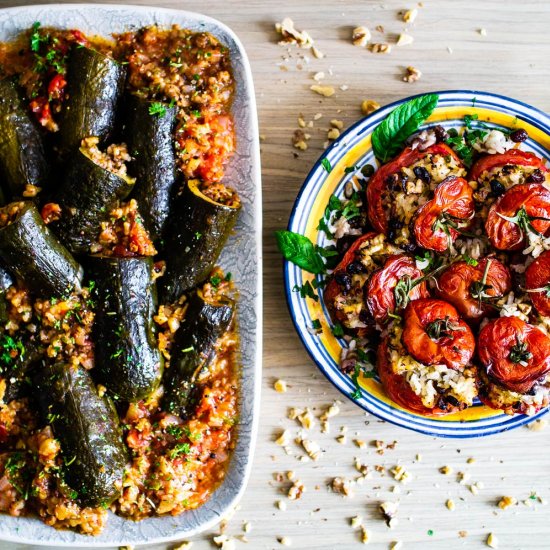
xmin=3 ymin=1 xmax=550 ymax=549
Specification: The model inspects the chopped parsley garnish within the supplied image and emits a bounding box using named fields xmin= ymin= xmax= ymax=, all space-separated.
xmin=166 ymin=425 xmax=184 ymax=438
xmin=311 ymin=319 xmax=322 ymax=331
xmin=344 ymin=165 xmax=357 ymax=174
xmin=148 ymin=102 xmax=167 ymax=117
xmin=350 ymin=360 xmax=376 ymax=400
xmin=30 ymin=22 xmax=43 ymax=52
xmin=293 ymin=280 xmax=318 ymax=301
xmin=169 ymin=442 xmax=191 ymax=459
xmin=210 ymin=275 xmax=222 ymax=288
xmin=321 ymin=157 xmax=333 ymax=173
xmin=0 ymin=334 xmax=25 ymax=373
xmin=331 ymin=323 xmax=345 ymax=338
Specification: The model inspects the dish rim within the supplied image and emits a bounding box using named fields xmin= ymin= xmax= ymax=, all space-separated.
xmin=0 ymin=3 xmax=262 ymax=547
xmin=284 ymin=89 xmax=550 ymax=438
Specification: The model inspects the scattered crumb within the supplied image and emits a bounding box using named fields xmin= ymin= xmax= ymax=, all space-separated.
xmin=361 ymin=99 xmax=380 ymax=115
xmin=458 ymin=471 xmax=471 ymax=484
xmin=276 ymin=430 xmax=291 ymax=446
xmin=354 ymin=439 xmax=367 ymax=449
xmin=313 ymin=71 xmax=325 ymax=82
xmin=486 ymin=533 xmax=498 ymax=548
xmin=527 ymin=419 xmax=547 ymax=431
xmin=173 ymin=543 xmax=193 ymax=550
xmin=416 ymin=454 xmax=422 ymax=461
xmin=469 ymin=484 xmax=479 ymax=495
xmin=466 ymin=457 xmax=476 ymax=464
xmin=390 ymin=542 xmax=403 ymax=550
xmin=498 ymin=496 xmax=517 ymax=510
xmin=327 ymin=128 xmax=340 ymax=140
xmin=369 ymin=43 xmax=392 ymax=54
xmin=375 ymin=25 xmax=385 ymax=33
xmin=447 ymin=46 xmax=453 ymax=54
xmin=320 ymin=402 xmax=340 ymax=420
xmin=446 ymin=499 xmax=455 ymax=511
xmin=286 ymin=470 xmax=295 ymax=480
xmin=299 ymin=438 xmax=321 ymax=460
xmin=391 ymin=465 xmax=412 ymax=483
xmin=403 ymin=8 xmax=418 ymax=23
xmin=274 ymin=379 xmax=288 ymax=393
xmin=352 ymin=26 xmax=371 ymax=47
xmin=278 ymin=536 xmax=292 ymax=546
xmin=213 ymin=535 xmax=235 ymax=550
xmin=314 ymin=112 xmax=323 ymax=120
xmin=439 ymin=465 xmax=453 ymax=475
xmin=311 ymin=46 xmax=325 ymax=59
xmin=403 ymin=66 xmax=421 ymax=82
xmin=277 ymin=499 xmax=287 ymax=511
xmin=479 ymin=28 xmax=488 ymax=36
xmin=396 ymin=33 xmax=414 ymax=46
xmin=310 ymin=84 xmax=336 ymax=97
xmin=354 ymin=458 xmax=371 ymax=478
xmin=360 ymin=526 xmax=371 ymax=544
xmin=330 ymin=119 xmax=344 ymax=130
xmin=298 ymin=409 xmax=316 ymax=430
xmin=331 ymin=476 xmax=355 ymax=497
xmin=459 ymin=531 xmax=468 ymax=538
xmin=297 ymin=115 xmax=306 ymax=128
xmin=288 ymin=407 xmax=302 ymax=420
xmin=275 ymin=18 xmax=314 ymax=48
xmin=243 ymin=522 xmax=252 ymax=533
xmin=350 ymin=515 xmax=362 ymax=528
xmin=288 ymin=479 xmax=305 ymax=500
xmin=379 ymin=501 xmax=399 ymax=527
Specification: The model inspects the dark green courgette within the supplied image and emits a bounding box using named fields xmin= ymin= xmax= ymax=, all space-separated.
xmin=58 ymin=46 xmax=126 ymax=154
xmin=125 ymin=94 xmax=177 ymax=241
xmin=52 ymin=143 xmax=135 ymax=254
xmin=0 ymin=202 xmax=83 ymax=297
xmin=1 ymin=335 xmax=41 ymax=403
xmin=35 ymin=362 xmax=127 ymax=507
xmin=159 ymin=180 xmax=241 ymax=303
xmin=162 ymin=289 xmax=234 ymax=419
xmin=0 ymin=262 xmax=13 ymax=325
xmin=0 ymin=79 xmax=49 ymax=199
xmin=87 ymin=255 xmax=163 ymax=402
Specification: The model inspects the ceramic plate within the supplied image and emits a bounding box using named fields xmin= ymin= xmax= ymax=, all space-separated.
xmin=285 ymin=90 xmax=550 ymax=438
xmin=0 ymin=4 xmax=262 ymax=547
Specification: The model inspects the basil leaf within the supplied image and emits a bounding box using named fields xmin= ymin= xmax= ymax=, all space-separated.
xmin=372 ymin=94 xmax=439 ymax=163
xmin=275 ymin=230 xmax=325 ymax=274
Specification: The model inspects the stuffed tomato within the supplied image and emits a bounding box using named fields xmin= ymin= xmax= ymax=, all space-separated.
xmin=377 ymin=298 xmax=477 ymax=416
xmin=477 ymin=316 xmax=550 ymax=415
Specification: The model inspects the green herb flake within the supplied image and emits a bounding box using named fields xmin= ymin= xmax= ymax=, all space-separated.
xmin=169 ymin=442 xmax=191 ymax=459
xmin=311 ymin=319 xmax=322 ymax=331
xmin=30 ymin=22 xmax=42 ymax=52
xmin=293 ymin=280 xmax=318 ymax=301
xmin=148 ymin=102 xmax=167 ymax=117
xmin=331 ymin=323 xmax=344 ymax=338
xmin=321 ymin=157 xmax=333 ymax=173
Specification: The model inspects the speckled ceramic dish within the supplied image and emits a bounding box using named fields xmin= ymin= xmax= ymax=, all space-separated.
xmin=0 ymin=4 xmax=261 ymax=547
xmin=284 ymin=90 xmax=550 ymax=438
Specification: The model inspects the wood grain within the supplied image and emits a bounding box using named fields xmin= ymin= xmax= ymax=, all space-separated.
xmin=3 ymin=1 xmax=550 ymax=549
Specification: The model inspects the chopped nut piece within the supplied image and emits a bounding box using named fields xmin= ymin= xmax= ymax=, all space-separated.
xmin=396 ymin=33 xmax=414 ymax=46
xmin=300 ymin=438 xmax=321 ymax=460
xmin=243 ymin=521 xmax=252 ymax=533
xmin=327 ymin=128 xmax=340 ymax=140
xmin=297 ymin=409 xmax=315 ymax=430
xmin=277 ymin=499 xmax=287 ymax=511
xmin=439 ymin=465 xmax=453 ymax=475
xmin=361 ymin=99 xmax=380 ymax=115
xmin=469 ymin=484 xmax=479 ymax=495
xmin=391 ymin=465 xmax=412 ymax=483
xmin=276 ymin=430 xmax=291 ymax=446
xmin=320 ymin=402 xmax=340 ymax=420
xmin=286 ymin=470 xmax=295 ymax=480
xmin=330 ymin=119 xmax=344 ymax=130
xmin=446 ymin=499 xmax=455 ymax=511
xmin=352 ymin=26 xmax=371 ymax=47
xmin=498 ymin=496 xmax=517 ymax=510
xmin=331 ymin=476 xmax=355 ymax=497
xmin=466 ymin=457 xmax=476 ymax=464
xmin=527 ymin=419 xmax=547 ymax=431
xmin=479 ymin=28 xmax=488 ymax=36
xmin=278 ymin=536 xmax=292 ymax=546
xmin=310 ymin=84 xmax=336 ymax=97
xmin=369 ymin=43 xmax=391 ymax=54
xmin=297 ymin=116 xmax=306 ymax=128
xmin=274 ymin=379 xmax=288 ymax=392
xmin=288 ymin=407 xmax=302 ymax=420
xmin=336 ymin=434 xmax=347 ymax=444
xmin=361 ymin=526 xmax=371 ymax=544
xmin=311 ymin=46 xmax=325 ymax=59
xmin=403 ymin=66 xmax=422 ymax=83
xmin=379 ymin=501 xmax=398 ymax=526
xmin=351 ymin=515 xmax=362 ymax=528
xmin=354 ymin=439 xmax=367 ymax=449
xmin=173 ymin=543 xmax=193 ymax=550
xmin=459 ymin=531 xmax=468 ymax=538
xmin=390 ymin=541 xmax=403 ymax=550
xmin=275 ymin=18 xmax=314 ymax=48
xmin=486 ymin=533 xmax=498 ymax=548
xmin=213 ymin=535 xmax=236 ymax=550
xmin=458 ymin=471 xmax=471 ymax=484
xmin=403 ymin=8 xmax=418 ymax=23
xmin=288 ymin=479 xmax=305 ymax=500
xmin=375 ymin=25 xmax=385 ymax=33
xmin=416 ymin=454 xmax=422 ymax=461
xmin=294 ymin=140 xmax=307 ymax=151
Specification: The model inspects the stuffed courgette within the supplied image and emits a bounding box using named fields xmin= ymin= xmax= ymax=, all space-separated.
xmin=125 ymin=94 xmax=177 ymax=241
xmin=35 ymin=362 xmax=128 ymax=507
xmin=160 ymin=179 xmax=240 ymax=303
xmin=58 ymin=46 xmax=127 ymax=154
xmin=163 ymin=289 xmax=234 ymax=419
xmin=87 ymin=255 xmax=163 ymax=402
xmin=0 ymin=202 xmax=83 ymax=297
xmin=52 ymin=137 xmax=135 ymax=254
xmin=0 ymin=79 xmax=49 ymax=199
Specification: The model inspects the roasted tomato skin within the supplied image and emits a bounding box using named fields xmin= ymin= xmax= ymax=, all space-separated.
xmin=478 ymin=316 xmax=550 ymax=394
xmin=324 ymin=232 xmax=378 ymax=330
xmin=485 ymin=183 xmax=550 ymax=250
xmin=470 ymin=149 xmax=547 ymax=182
xmin=525 ymin=249 xmax=550 ymax=317
xmin=436 ymin=258 xmax=512 ymax=321
xmin=365 ymin=254 xmax=429 ymax=323
xmin=402 ymin=298 xmax=475 ymax=369
xmin=376 ymin=336 xmax=450 ymax=417
xmin=413 ymin=176 xmax=474 ymax=252
xmin=367 ymin=143 xmax=461 ymax=234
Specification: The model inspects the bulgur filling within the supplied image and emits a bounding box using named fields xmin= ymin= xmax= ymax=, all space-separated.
xmin=80 ymin=137 xmax=133 ymax=179
xmin=0 ymin=202 xmax=25 ymax=228
xmin=200 ymin=181 xmax=241 ymax=208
